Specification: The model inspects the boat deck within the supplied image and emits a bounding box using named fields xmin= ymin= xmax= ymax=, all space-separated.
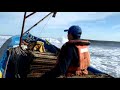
xmin=27 ymin=51 xmax=113 ymax=78
xmin=27 ymin=51 xmax=57 ymax=78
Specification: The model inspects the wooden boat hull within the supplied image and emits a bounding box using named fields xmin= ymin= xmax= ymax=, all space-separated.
xmin=0 ymin=34 xmax=113 ymax=78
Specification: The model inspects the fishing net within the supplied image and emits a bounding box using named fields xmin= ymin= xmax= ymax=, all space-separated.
xmin=5 ymin=46 xmax=34 ymax=78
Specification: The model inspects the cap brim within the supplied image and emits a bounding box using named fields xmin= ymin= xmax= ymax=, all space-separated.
xmin=64 ymin=29 xmax=69 ymax=32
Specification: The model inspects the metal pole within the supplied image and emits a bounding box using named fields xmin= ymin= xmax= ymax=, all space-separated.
xmin=19 ymin=12 xmax=27 ymax=47
xmin=52 ymin=12 xmax=57 ymax=17
xmin=26 ymin=12 xmax=36 ymax=19
xmin=23 ymin=12 xmax=53 ymax=35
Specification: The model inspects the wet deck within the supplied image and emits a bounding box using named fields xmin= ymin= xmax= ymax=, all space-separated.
xmin=27 ymin=51 xmax=113 ymax=78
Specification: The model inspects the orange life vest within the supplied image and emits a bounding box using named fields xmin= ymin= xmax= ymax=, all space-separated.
xmin=66 ymin=41 xmax=90 ymax=77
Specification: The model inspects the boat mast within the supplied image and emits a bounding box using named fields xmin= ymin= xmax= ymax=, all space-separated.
xmin=19 ymin=12 xmax=57 ymax=48
xmin=23 ymin=12 xmax=53 ymax=35
xmin=19 ymin=12 xmax=26 ymax=47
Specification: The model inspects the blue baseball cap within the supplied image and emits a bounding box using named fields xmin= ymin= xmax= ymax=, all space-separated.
xmin=64 ymin=25 xmax=82 ymax=37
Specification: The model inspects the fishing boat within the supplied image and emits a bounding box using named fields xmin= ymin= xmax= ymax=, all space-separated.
xmin=0 ymin=12 xmax=113 ymax=78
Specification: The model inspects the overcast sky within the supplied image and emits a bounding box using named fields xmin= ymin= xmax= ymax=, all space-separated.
xmin=0 ymin=12 xmax=120 ymax=41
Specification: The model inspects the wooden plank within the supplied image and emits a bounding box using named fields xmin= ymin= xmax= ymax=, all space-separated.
xmin=27 ymin=51 xmax=113 ymax=78
xmin=29 ymin=51 xmax=57 ymax=59
xmin=27 ymin=51 xmax=57 ymax=77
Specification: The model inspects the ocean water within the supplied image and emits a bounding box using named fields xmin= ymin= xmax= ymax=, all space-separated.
xmin=0 ymin=36 xmax=120 ymax=78
xmin=89 ymin=41 xmax=120 ymax=78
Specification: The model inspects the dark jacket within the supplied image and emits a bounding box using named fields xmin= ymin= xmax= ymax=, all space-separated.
xmin=41 ymin=40 xmax=90 ymax=78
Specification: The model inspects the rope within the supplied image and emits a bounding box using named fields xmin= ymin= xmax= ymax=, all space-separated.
xmin=3 ymin=49 xmax=12 ymax=78
xmin=23 ymin=12 xmax=53 ymax=35
xmin=12 ymin=47 xmax=27 ymax=78
xmin=2 ymin=46 xmax=31 ymax=78
xmin=39 ymin=14 xmax=52 ymax=35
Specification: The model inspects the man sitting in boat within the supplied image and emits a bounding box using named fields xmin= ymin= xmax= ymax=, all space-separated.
xmin=41 ymin=25 xmax=91 ymax=78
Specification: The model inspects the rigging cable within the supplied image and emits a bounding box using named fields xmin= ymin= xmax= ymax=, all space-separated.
xmin=39 ymin=13 xmax=52 ymax=36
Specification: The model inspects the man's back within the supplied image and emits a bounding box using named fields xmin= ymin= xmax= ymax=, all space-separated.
xmin=41 ymin=25 xmax=91 ymax=78
xmin=64 ymin=40 xmax=90 ymax=76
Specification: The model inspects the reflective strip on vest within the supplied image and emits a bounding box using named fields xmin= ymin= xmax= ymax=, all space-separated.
xmin=81 ymin=48 xmax=88 ymax=53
